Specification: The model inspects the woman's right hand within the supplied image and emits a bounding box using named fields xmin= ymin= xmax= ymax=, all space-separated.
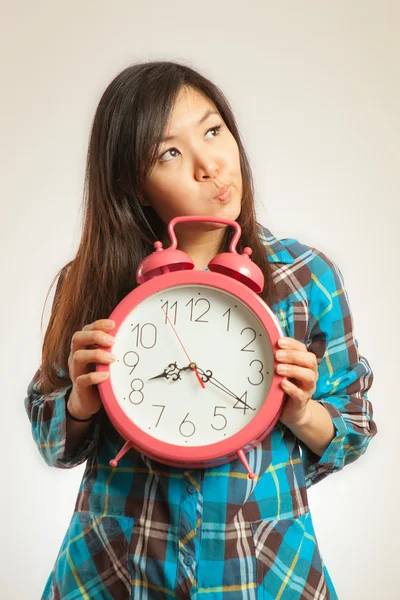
xmin=66 ymin=319 xmax=117 ymax=420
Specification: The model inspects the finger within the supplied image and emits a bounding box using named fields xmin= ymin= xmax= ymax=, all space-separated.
xmin=73 ymin=348 xmax=116 ymax=368
xmin=277 ymin=337 xmax=307 ymax=353
xmin=82 ymin=319 xmax=115 ymax=332
xmin=276 ymin=363 xmax=318 ymax=385
xmin=71 ymin=329 xmax=116 ymax=354
xmin=276 ymin=349 xmax=318 ymax=371
xmin=74 ymin=371 xmax=110 ymax=391
xmin=281 ymin=379 xmax=308 ymax=403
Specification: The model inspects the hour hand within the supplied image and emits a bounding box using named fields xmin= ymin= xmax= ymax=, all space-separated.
xmin=148 ymin=371 xmax=171 ymax=381
xmin=148 ymin=362 xmax=191 ymax=382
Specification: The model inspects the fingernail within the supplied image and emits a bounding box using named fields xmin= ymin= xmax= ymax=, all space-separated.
xmin=278 ymin=338 xmax=290 ymax=347
xmin=276 ymin=350 xmax=287 ymax=360
xmin=104 ymin=335 xmax=116 ymax=344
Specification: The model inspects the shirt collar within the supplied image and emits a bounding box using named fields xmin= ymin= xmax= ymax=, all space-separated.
xmin=257 ymin=223 xmax=295 ymax=264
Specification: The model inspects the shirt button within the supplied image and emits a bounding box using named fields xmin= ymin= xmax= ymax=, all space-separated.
xmin=183 ymin=555 xmax=193 ymax=567
xmin=187 ymin=484 xmax=197 ymax=494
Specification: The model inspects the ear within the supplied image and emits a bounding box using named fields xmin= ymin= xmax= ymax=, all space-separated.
xmin=139 ymin=192 xmax=152 ymax=208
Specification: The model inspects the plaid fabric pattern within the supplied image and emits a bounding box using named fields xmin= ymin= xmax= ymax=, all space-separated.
xmin=25 ymin=224 xmax=376 ymax=599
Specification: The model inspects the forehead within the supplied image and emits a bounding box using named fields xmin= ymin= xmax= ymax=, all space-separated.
xmin=167 ymin=87 xmax=218 ymax=127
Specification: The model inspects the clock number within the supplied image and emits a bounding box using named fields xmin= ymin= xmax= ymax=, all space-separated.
xmin=222 ymin=308 xmax=231 ymax=332
xmin=240 ymin=327 xmax=256 ymax=352
xmin=179 ymin=413 xmax=196 ymax=437
xmin=132 ymin=323 xmax=157 ymax=349
xmin=161 ymin=301 xmax=178 ymax=325
xmin=211 ymin=406 xmax=227 ymax=431
xmin=186 ymin=298 xmax=210 ymax=323
xmin=152 ymin=405 xmax=165 ymax=428
xmin=248 ymin=360 xmax=264 ymax=385
xmin=233 ymin=391 xmax=250 ymax=415
xmin=129 ymin=379 xmax=144 ymax=405
xmin=123 ymin=351 xmax=140 ymax=375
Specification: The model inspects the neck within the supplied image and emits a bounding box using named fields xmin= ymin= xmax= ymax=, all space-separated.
xmin=176 ymin=225 xmax=226 ymax=270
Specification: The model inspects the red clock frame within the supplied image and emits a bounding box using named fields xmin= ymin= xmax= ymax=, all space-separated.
xmin=96 ymin=269 xmax=286 ymax=478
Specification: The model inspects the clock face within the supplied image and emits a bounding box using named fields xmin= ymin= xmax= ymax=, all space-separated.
xmin=109 ymin=284 xmax=275 ymax=447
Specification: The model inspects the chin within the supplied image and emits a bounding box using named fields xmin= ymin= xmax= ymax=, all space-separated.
xmin=201 ymin=203 xmax=240 ymax=223
xmin=172 ymin=200 xmax=241 ymax=231
xmin=215 ymin=201 xmax=241 ymax=222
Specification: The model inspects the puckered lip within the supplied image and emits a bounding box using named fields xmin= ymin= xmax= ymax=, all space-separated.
xmin=213 ymin=185 xmax=230 ymax=199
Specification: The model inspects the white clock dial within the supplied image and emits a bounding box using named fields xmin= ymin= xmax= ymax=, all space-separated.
xmin=109 ymin=284 xmax=274 ymax=446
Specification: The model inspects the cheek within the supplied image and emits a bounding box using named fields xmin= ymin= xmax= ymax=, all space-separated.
xmin=229 ymin=143 xmax=242 ymax=181
xmin=235 ymin=147 xmax=242 ymax=172
xmin=150 ymin=170 xmax=186 ymax=197
xmin=227 ymin=133 xmax=240 ymax=160
xmin=146 ymin=183 xmax=188 ymax=222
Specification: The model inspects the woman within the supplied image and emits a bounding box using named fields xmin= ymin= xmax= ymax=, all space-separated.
xmin=25 ymin=60 xmax=377 ymax=599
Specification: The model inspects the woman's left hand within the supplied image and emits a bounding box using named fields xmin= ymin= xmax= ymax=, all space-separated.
xmin=275 ymin=337 xmax=319 ymax=428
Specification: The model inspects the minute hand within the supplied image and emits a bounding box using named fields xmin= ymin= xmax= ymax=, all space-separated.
xmin=196 ymin=368 xmax=255 ymax=411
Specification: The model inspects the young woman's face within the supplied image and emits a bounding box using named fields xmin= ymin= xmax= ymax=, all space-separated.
xmin=142 ymin=86 xmax=242 ymax=225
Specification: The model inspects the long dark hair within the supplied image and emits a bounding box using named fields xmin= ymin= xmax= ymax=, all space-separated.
xmin=40 ymin=60 xmax=278 ymax=393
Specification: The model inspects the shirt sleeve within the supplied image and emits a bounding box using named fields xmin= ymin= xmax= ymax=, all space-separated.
xmin=299 ymin=252 xmax=377 ymax=488
xmin=24 ymin=367 xmax=100 ymax=469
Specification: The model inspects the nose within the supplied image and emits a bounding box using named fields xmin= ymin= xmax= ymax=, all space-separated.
xmin=194 ymin=157 xmax=220 ymax=182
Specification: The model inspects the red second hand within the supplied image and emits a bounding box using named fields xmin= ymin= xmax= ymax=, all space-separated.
xmin=161 ymin=308 xmax=205 ymax=389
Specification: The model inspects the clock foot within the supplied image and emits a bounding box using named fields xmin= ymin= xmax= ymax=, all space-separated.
xmin=109 ymin=441 xmax=133 ymax=468
xmin=237 ymin=449 xmax=256 ymax=479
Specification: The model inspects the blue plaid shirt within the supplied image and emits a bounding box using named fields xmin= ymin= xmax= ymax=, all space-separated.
xmin=25 ymin=224 xmax=376 ymax=599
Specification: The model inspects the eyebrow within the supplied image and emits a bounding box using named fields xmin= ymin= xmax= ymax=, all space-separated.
xmin=159 ymin=110 xmax=220 ymax=143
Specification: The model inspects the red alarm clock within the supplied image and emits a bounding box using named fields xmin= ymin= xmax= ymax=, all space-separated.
xmin=96 ymin=216 xmax=286 ymax=478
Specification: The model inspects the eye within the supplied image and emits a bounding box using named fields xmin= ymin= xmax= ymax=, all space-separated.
xmin=158 ymin=124 xmax=224 ymax=163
